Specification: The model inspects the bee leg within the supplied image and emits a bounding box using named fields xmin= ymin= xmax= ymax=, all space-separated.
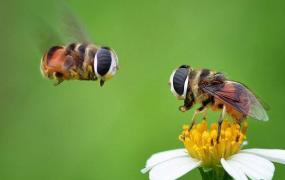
xmin=200 ymin=97 xmax=212 ymax=121
xmin=237 ymin=121 xmax=242 ymax=129
xmin=201 ymin=108 xmax=209 ymax=121
xmin=179 ymin=96 xmax=194 ymax=112
xmin=53 ymin=72 xmax=64 ymax=86
xmin=189 ymin=112 xmax=198 ymax=130
xmin=54 ymin=79 xmax=64 ymax=86
xmin=236 ymin=118 xmax=244 ymax=129
xmin=217 ymin=105 xmax=226 ymax=143
xmin=189 ymin=106 xmax=207 ymax=130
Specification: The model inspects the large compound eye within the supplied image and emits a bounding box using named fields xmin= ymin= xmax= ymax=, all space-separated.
xmin=94 ymin=48 xmax=112 ymax=76
xmin=94 ymin=47 xmax=119 ymax=80
xmin=169 ymin=67 xmax=189 ymax=99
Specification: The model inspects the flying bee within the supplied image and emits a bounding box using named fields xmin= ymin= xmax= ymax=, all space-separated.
xmin=37 ymin=1 xmax=119 ymax=86
xmin=40 ymin=43 xmax=119 ymax=86
xmin=169 ymin=65 xmax=269 ymax=142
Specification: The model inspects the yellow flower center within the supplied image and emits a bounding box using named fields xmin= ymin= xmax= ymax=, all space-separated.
xmin=179 ymin=120 xmax=248 ymax=167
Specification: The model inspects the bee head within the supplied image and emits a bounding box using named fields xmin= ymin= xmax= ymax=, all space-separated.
xmin=169 ymin=65 xmax=191 ymax=100
xmin=94 ymin=47 xmax=119 ymax=86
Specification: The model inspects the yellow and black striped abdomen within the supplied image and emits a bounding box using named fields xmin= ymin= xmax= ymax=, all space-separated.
xmin=65 ymin=43 xmax=98 ymax=80
xmin=41 ymin=43 xmax=98 ymax=83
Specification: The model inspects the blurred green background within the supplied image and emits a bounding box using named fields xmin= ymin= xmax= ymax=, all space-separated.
xmin=1 ymin=0 xmax=285 ymax=179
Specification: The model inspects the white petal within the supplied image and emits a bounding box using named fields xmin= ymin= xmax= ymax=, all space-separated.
xmin=141 ymin=149 xmax=188 ymax=173
xmin=221 ymin=158 xmax=248 ymax=180
xmin=227 ymin=153 xmax=275 ymax=180
xmin=241 ymin=141 xmax=248 ymax=148
xmin=241 ymin=148 xmax=285 ymax=164
xmin=149 ymin=156 xmax=201 ymax=180
xmin=224 ymin=160 xmax=257 ymax=180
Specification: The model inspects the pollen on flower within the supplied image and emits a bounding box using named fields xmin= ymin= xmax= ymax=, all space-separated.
xmin=179 ymin=120 xmax=247 ymax=167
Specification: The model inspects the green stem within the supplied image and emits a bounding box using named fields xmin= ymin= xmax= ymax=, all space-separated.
xmin=198 ymin=167 xmax=233 ymax=180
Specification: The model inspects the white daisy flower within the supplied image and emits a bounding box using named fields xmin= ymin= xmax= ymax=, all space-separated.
xmin=141 ymin=120 xmax=285 ymax=180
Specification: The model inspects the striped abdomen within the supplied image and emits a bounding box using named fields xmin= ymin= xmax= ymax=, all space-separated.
xmin=41 ymin=43 xmax=98 ymax=81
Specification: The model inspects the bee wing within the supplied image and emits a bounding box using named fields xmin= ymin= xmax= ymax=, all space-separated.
xmin=58 ymin=0 xmax=91 ymax=43
xmin=202 ymin=81 xmax=269 ymax=121
xmin=33 ymin=1 xmax=94 ymax=54
xmin=33 ymin=17 xmax=65 ymax=55
xmin=238 ymin=82 xmax=271 ymax=111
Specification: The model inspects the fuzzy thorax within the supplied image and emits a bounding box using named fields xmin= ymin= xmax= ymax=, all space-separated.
xmin=179 ymin=120 xmax=248 ymax=167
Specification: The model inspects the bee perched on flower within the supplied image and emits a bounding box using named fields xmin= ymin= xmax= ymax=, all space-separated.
xmin=168 ymin=65 xmax=269 ymax=142
xmin=141 ymin=120 xmax=285 ymax=180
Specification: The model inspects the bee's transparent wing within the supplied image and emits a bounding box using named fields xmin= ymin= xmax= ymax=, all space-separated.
xmin=33 ymin=0 xmax=94 ymax=55
xmin=58 ymin=0 xmax=91 ymax=43
xmin=202 ymin=81 xmax=269 ymax=121
xmin=32 ymin=16 xmax=65 ymax=55
xmin=241 ymin=82 xmax=269 ymax=121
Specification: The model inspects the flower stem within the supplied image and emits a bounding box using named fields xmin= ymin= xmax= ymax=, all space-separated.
xmin=198 ymin=167 xmax=233 ymax=180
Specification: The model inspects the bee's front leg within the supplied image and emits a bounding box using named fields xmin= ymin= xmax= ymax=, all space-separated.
xmin=201 ymin=108 xmax=209 ymax=121
xmin=188 ymin=99 xmax=212 ymax=129
xmin=189 ymin=106 xmax=207 ymax=130
xmin=179 ymin=105 xmax=189 ymax=112
xmin=179 ymin=96 xmax=194 ymax=112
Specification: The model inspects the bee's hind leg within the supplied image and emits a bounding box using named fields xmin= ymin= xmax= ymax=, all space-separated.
xmin=217 ymin=105 xmax=226 ymax=143
xmin=238 ymin=118 xmax=248 ymax=135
